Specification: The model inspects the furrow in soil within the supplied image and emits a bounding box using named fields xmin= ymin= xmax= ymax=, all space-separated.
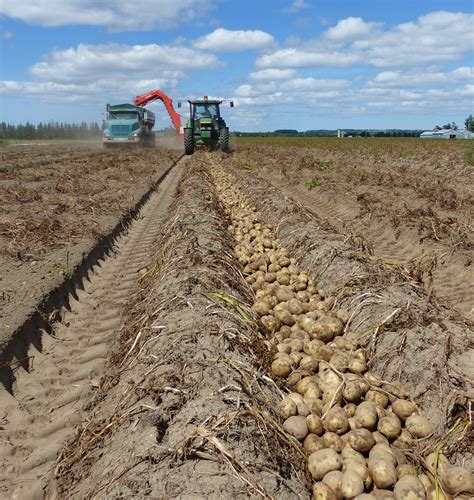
xmin=0 ymin=157 xmax=186 ymax=499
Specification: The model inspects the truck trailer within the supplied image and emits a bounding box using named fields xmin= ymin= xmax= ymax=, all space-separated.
xmin=103 ymin=103 xmax=155 ymax=148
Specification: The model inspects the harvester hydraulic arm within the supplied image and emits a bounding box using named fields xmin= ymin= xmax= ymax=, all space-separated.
xmin=133 ymin=90 xmax=182 ymax=134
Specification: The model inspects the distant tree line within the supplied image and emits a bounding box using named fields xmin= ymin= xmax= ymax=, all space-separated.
xmin=234 ymin=129 xmax=424 ymax=138
xmin=0 ymin=122 xmax=102 ymax=140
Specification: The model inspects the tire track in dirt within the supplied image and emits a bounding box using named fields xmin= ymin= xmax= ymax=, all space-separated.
xmin=0 ymin=156 xmax=186 ymax=499
xmin=256 ymin=174 xmax=473 ymax=320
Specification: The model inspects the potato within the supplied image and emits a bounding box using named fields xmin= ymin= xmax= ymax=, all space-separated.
xmin=348 ymin=429 xmax=375 ymax=453
xmin=329 ymin=353 xmax=349 ymax=372
xmin=291 ymin=329 xmax=310 ymax=342
xmin=378 ymin=414 xmax=402 ymax=440
xmin=312 ymin=482 xmax=338 ymax=500
xmin=368 ymin=457 xmax=398 ymax=489
xmin=287 ymin=370 xmax=304 ymax=386
xmin=308 ymin=448 xmax=343 ymax=480
xmin=277 ymin=343 xmax=292 ymax=354
xmin=310 ymin=317 xmax=344 ymax=342
xmin=392 ymin=430 xmax=413 ymax=450
xmin=278 ymin=397 xmax=298 ymax=419
xmin=306 ymin=385 xmax=323 ymax=400
xmin=354 ymin=495 xmax=376 ymax=500
xmin=344 ymin=403 xmax=358 ymax=418
xmin=307 ymin=414 xmax=325 ymax=435
xmin=261 ymin=315 xmax=281 ymax=332
xmin=396 ymin=464 xmax=417 ymax=479
xmin=304 ymin=433 xmax=326 ymax=453
xmin=252 ymin=301 xmax=271 ymax=317
xmin=372 ymin=489 xmax=395 ymax=498
xmin=295 ymin=376 xmax=317 ymax=395
xmin=290 ymin=351 xmax=304 ymax=365
xmin=343 ymin=381 xmax=363 ymax=403
xmin=424 ymin=452 xmax=450 ymax=477
xmin=305 ymin=397 xmax=324 ymax=416
xmin=323 ymin=470 xmax=343 ymax=500
xmin=348 ymin=357 xmax=367 ymax=374
xmin=319 ymin=369 xmax=343 ymax=394
xmin=271 ymin=358 xmax=292 ymax=377
xmin=341 ymin=445 xmax=366 ymax=464
xmin=355 ymin=401 xmax=378 ymax=430
xmin=343 ymin=459 xmax=372 ymax=490
xmin=296 ymin=401 xmax=311 ymax=417
xmin=323 ymin=432 xmax=344 ymax=453
xmin=341 ymin=469 xmax=365 ymax=499
xmin=282 ymin=415 xmax=309 ymax=441
xmin=275 ymin=308 xmax=296 ymax=327
xmin=366 ymin=390 xmax=389 ymax=409
xmin=372 ymin=431 xmax=389 ymax=445
xmin=391 ymin=400 xmax=416 ymax=421
xmin=287 ymin=391 xmax=304 ymax=403
xmin=336 ymin=309 xmax=350 ymax=324
xmin=441 ymin=466 xmax=474 ymax=496
xmin=289 ymin=338 xmax=304 ymax=352
xmin=405 ymin=415 xmax=433 ymax=438
xmin=369 ymin=443 xmax=398 ymax=467
xmin=324 ymin=407 xmax=350 ymax=435
xmin=296 ymin=290 xmax=310 ymax=302
xmin=393 ymin=475 xmax=426 ymax=500
xmin=275 ymin=285 xmax=294 ymax=303
xmin=287 ymin=298 xmax=304 ymax=315
xmin=300 ymin=357 xmax=320 ymax=374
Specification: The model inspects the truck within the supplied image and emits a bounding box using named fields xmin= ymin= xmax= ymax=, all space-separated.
xmin=102 ymin=103 xmax=155 ymax=148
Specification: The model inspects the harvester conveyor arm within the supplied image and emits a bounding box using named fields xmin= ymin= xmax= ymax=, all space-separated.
xmin=133 ymin=90 xmax=182 ymax=134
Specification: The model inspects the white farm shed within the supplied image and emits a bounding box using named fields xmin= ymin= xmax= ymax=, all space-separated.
xmin=420 ymin=129 xmax=473 ymax=139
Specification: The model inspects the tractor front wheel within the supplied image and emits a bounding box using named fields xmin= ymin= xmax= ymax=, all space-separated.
xmin=220 ymin=127 xmax=229 ymax=153
xmin=184 ymin=128 xmax=194 ymax=155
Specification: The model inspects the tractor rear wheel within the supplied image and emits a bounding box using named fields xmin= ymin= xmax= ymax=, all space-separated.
xmin=220 ymin=127 xmax=229 ymax=152
xmin=184 ymin=128 xmax=194 ymax=155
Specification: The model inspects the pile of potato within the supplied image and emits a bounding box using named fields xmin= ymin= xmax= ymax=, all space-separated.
xmin=211 ymin=167 xmax=473 ymax=500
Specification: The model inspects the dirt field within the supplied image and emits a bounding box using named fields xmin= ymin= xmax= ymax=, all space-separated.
xmin=232 ymin=137 xmax=474 ymax=320
xmin=0 ymin=139 xmax=472 ymax=499
xmin=0 ymin=141 xmax=180 ymax=341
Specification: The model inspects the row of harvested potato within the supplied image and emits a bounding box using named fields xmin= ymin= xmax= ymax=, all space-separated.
xmin=211 ymin=167 xmax=472 ymax=500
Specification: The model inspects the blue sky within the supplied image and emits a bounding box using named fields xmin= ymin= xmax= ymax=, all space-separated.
xmin=1 ymin=0 xmax=473 ymax=131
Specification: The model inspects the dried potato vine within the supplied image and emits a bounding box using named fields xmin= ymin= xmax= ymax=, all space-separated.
xmin=209 ymin=164 xmax=473 ymax=500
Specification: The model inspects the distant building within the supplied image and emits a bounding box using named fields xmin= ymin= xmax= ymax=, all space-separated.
xmin=420 ymin=129 xmax=473 ymax=139
xmin=337 ymin=129 xmax=345 ymax=138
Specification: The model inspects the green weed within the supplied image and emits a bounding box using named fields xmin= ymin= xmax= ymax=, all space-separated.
xmin=307 ymin=177 xmax=321 ymax=190
xmin=312 ymin=159 xmax=330 ymax=171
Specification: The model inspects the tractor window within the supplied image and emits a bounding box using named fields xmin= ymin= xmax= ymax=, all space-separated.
xmin=109 ymin=112 xmax=138 ymax=120
xmin=194 ymin=104 xmax=218 ymax=119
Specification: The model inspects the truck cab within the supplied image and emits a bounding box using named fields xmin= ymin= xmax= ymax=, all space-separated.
xmin=103 ymin=103 xmax=155 ymax=148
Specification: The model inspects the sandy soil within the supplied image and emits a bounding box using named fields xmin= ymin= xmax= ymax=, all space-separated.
xmin=0 ymin=140 xmax=472 ymax=499
xmin=0 ymin=141 xmax=180 ymax=342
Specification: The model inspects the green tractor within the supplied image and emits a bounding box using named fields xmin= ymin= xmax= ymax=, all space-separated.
xmin=178 ymin=97 xmax=233 ymax=155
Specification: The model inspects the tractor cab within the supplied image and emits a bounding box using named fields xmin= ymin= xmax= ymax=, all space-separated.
xmin=179 ymin=96 xmax=233 ymax=155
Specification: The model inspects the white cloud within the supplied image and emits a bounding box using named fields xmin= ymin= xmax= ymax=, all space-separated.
xmin=0 ymin=78 xmax=176 ymax=103
xmin=368 ymin=67 xmax=474 ymax=87
xmin=2 ymin=31 xmax=14 ymax=40
xmin=257 ymin=11 xmax=474 ymax=69
xmin=257 ymin=48 xmax=362 ymax=68
xmin=29 ymin=43 xmax=221 ymax=83
xmin=280 ymin=0 xmax=312 ymax=13
xmin=323 ymin=17 xmax=382 ymax=43
xmin=351 ymin=11 xmax=474 ymax=67
xmin=193 ymin=28 xmax=275 ymax=52
xmin=248 ymin=69 xmax=299 ymax=80
xmin=0 ymin=0 xmax=213 ymax=31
